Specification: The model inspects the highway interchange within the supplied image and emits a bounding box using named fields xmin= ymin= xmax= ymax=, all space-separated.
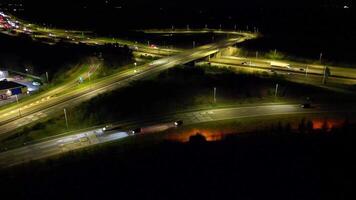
xmin=1 ymin=12 xmax=356 ymax=167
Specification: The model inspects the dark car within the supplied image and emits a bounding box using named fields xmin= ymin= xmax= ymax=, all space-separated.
xmin=102 ymin=124 xmax=122 ymax=132
xmin=174 ymin=120 xmax=184 ymax=127
xmin=130 ymin=128 xmax=142 ymax=135
xmin=301 ymin=103 xmax=311 ymax=108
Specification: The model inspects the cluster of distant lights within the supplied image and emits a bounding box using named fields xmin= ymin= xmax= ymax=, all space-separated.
xmin=0 ymin=11 xmax=20 ymax=29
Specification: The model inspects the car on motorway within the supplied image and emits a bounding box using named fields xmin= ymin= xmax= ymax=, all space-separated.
xmin=130 ymin=128 xmax=142 ymax=135
xmin=32 ymin=81 xmax=41 ymax=86
xmin=271 ymin=61 xmax=290 ymax=69
xmin=174 ymin=120 xmax=183 ymax=126
xmin=150 ymin=44 xmax=158 ymax=49
xmin=301 ymin=103 xmax=312 ymax=108
xmin=102 ymin=124 xmax=122 ymax=132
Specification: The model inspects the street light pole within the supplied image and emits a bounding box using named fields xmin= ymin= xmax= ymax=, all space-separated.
xmin=305 ymin=65 xmax=309 ymax=77
xmin=322 ymin=66 xmax=327 ymax=84
xmin=193 ymin=41 xmax=196 ymax=48
xmin=46 ymin=72 xmax=49 ymax=83
xmin=15 ymin=94 xmax=21 ymax=117
xmin=213 ymin=87 xmax=217 ymax=103
xmin=256 ymin=51 xmax=258 ymax=59
xmin=64 ymin=108 xmax=69 ymax=129
xmin=275 ymin=84 xmax=279 ymax=97
xmin=320 ymin=52 xmax=323 ymax=64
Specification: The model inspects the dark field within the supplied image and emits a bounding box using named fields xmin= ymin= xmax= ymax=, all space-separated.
xmin=1 ymin=121 xmax=355 ymax=200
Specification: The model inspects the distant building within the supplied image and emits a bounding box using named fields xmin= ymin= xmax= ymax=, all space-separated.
xmin=0 ymin=80 xmax=27 ymax=100
xmin=0 ymin=70 xmax=9 ymax=80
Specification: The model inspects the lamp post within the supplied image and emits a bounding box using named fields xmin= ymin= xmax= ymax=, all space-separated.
xmin=322 ymin=66 xmax=327 ymax=84
xmin=275 ymin=84 xmax=279 ymax=97
xmin=15 ymin=94 xmax=21 ymax=117
xmin=64 ymin=108 xmax=69 ymax=129
xmin=46 ymin=72 xmax=49 ymax=83
xmin=213 ymin=87 xmax=217 ymax=103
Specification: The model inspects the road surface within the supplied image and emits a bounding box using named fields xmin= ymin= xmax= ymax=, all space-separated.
xmin=211 ymin=56 xmax=356 ymax=83
xmin=1 ymin=103 xmax=355 ymax=168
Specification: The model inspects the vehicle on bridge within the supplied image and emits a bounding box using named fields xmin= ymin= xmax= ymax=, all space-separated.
xmin=270 ymin=61 xmax=290 ymax=69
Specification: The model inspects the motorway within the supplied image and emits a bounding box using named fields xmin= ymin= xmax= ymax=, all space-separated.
xmin=203 ymin=56 xmax=356 ymax=92
xmin=1 ymin=103 xmax=355 ymax=168
xmin=211 ymin=56 xmax=356 ymax=81
xmin=0 ymin=34 xmax=256 ymax=140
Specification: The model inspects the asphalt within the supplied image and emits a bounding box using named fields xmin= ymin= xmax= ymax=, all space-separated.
xmin=1 ymin=103 xmax=355 ymax=168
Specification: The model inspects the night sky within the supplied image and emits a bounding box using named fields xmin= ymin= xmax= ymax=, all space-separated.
xmin=4 ymin=0 xmax=352 ymax=9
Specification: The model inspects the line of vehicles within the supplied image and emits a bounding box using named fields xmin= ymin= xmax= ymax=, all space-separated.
xmin=101 ymin=120 xmax=184 ymax=135
xmin=100 ymin=99 xmax=313 ymax=136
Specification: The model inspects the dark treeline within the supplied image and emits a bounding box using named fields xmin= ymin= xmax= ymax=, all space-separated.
xmin=1 ymin=119 xmax=355 ymax=199
xmin=0 ymin=34 xmax=133 ymax=81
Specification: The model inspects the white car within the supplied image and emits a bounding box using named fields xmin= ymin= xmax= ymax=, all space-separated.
xmin=32 ymin=81 xmax=41 ymax=86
